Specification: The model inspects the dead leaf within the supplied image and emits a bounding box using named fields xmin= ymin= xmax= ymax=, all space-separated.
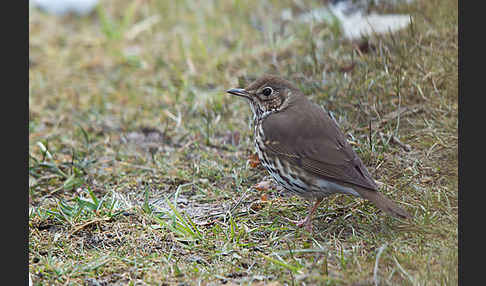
xmin=248 ymin=153 xmax=261 ymax=168
xmin=260 ymin=194 xmax=268 ymax=201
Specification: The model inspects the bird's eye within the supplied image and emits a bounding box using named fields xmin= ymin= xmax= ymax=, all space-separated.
xmin=262 ymin=87 xmax=273 ymax=96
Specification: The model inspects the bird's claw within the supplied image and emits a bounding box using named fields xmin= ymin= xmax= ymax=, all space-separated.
xmin=285 ymin=217 xmax=313 ymax=232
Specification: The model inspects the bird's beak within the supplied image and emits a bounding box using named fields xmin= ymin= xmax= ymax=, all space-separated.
xmin=226 ymin=88 xmax=250 ymax=99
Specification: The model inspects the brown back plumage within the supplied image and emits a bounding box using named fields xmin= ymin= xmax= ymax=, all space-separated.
xmin=262 ymin=93 xmax=379 ymax=191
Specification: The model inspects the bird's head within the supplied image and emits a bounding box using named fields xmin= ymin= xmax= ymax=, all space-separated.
xmin=226 ymin=75 xmax=300 ymax=119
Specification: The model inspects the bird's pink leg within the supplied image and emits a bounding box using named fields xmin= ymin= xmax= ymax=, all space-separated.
xmin=292 ymin=198 xmax=323 ymax=232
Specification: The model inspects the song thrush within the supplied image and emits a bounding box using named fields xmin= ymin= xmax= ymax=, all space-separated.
xmin=227 ymin=75 xmax=411 ymax=232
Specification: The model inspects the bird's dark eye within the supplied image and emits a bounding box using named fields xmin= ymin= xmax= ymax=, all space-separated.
xmin=262 ymin=87 xmax=273 ymax=96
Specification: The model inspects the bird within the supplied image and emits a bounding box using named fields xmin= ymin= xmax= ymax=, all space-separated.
xmin=226 ymin=75 xmax=411 ymax=232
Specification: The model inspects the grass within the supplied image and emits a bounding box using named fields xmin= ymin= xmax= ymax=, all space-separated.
xmin=29 ymin=0 xmax=457 ymax=284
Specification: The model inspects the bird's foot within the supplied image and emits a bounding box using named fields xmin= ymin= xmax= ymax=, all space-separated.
xmin=285 ymin=217 xmax=313 ymax=232
xmin=286 ymin=199 xmax=323 ymax=232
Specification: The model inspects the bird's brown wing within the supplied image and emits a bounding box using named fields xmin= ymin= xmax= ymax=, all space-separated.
xmin=261 ymin=96 xmax=378 ymax=191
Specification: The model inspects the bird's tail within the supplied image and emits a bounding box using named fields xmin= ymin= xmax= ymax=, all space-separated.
xmin=357 ymin=188 xmax=411 ymax=219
